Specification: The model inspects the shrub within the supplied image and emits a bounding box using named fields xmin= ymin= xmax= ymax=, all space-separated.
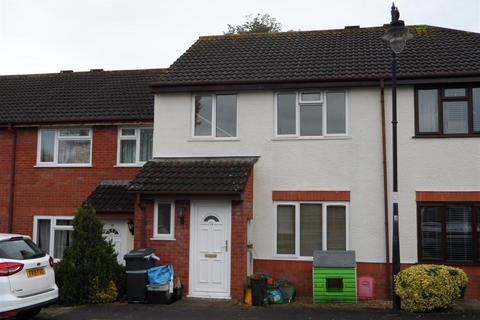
xmin=394 ymin=264 xmax=468 ymax=312
xmin=113 ymin=263 xmax=126 ymax=299
xmin=89 ymin=279 xmax=117 ymax=304
xmin=55 ymin=205 xmax=123 ymax=305
xmin=445 ymin=266 xmax=468 ymax=289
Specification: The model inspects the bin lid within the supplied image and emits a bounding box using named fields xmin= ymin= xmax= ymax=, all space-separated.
xmin=313 ymin=250 xmax=356 ymax=267
xmin=124 ymin=248 xmax=156 ymax=259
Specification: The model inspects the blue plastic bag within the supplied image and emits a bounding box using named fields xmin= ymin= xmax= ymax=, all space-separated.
xmin=148 ymin=265 xmax=173 ymax=285
xmin=267 ymin=289 xmax=284 ymax=304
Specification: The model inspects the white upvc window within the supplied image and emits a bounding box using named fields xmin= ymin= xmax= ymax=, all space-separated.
xmin=153 ymin=201 xmax=175 ymax=240
xmin=33 ymin=216 xmax=74 ymax=260
xmin=275 ymin=90 xmax=348 ymax=138
xmin=274 ymin=202 xmax=349 ymax=258
xmin=37 ymin=128 xmax=92 ymax=167
xmin=117 ymin=127 xmax=153 ymax=166
xmin=192 ymin=94 xmax=238 ymax=139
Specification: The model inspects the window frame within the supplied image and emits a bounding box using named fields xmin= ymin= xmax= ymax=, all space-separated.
xmin=417 ymin=202 xmax=480 ymax=265
xmin=414 ymin=85 xmax=480 ymax=137
xmin=274 ymin=201 xmax=349 ymax=259
xmin=36 ymin=128 xmax=92 ymax=167
xmin=191 ymin=93 xmax=239 ymax=140
xmin=152 ymin=200 xmax=176 ymax=240
xmin=32 ymin=215 xmax=74 ymax=260
xmin=116 ymin=126 xmax=153 ymax=166
xmin=274 ymin=90 xmax=349 ymax=139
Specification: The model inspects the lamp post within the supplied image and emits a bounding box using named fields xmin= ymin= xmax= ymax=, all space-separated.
xmin=382 ymin=3 xmax=413 ymax=310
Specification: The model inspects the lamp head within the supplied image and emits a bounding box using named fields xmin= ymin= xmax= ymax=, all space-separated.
xmin=382 ymin=3 xmax=413 ymax=54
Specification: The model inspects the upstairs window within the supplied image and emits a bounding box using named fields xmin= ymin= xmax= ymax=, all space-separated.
xmin=37 ymin=128 xmax=92 ymax=166
xmin=118 ymin=127 xmax=153 ymax=165
xmin=418 ymin=203 xmax=480 ymax=263
xmin=276 ymin=91 xmax=347 ymax=137
xmin=193 ymin=94 xmax=237 ymax=138
xmin=416 ymin=86 xmax=480 ymax=136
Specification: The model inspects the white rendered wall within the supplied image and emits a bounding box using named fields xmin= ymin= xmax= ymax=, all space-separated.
xmin=154 ymin=88 xmax=389 ymax=263
xmin=383 ymin=86 xmax=480 ymax=263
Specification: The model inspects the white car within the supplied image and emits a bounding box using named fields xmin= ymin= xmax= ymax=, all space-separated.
xmin=0 ymin=234 xmax=58 ymax=319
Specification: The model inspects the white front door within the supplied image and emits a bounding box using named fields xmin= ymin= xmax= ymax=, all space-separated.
xmin=189 ymin=201 xmax=231 ymax=299
xmin=102 ymin=220 xmax=130 ymax=265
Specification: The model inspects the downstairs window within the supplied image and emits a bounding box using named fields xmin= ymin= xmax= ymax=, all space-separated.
xmin=418 ymin=203 xmax=480 ymax=263
xmin=276 ymin=202 xmax=348 ymax=257
xmin=34 ymin=216 xmax=74 ymax=259
xmin=153 ymin=201 xmax=175 ymax=240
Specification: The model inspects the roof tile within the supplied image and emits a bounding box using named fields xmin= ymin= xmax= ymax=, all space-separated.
xmin=0 ymin=68 xmax=166 ymax=124
xmin=153 ymin=25 xmax=480 ymax=88
xmin=128 ymin=157 xmax=257 ymax=194
xmin=84 ymin=181 xmax=134 ymax=213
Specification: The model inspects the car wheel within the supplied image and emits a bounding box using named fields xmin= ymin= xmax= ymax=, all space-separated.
xmin=17 ymin=307 xmax=42 ymax=320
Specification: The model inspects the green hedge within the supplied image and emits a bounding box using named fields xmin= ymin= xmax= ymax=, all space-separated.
xmin=394 ymin=264 xmax=468 ymax=312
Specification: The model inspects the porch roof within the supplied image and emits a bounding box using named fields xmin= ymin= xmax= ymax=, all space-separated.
xmin=128 ymin=157 xmax=257 ymax=195
xmin=84 ymin=180 xmax=135 ymax=213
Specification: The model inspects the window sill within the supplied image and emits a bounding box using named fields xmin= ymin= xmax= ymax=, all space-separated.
xmin=271 ymin=136 xmax=351 ymax=141
xmin=34 ymin=164 xmax=92 ymax=168
xmin=114 ymin=164 xmax=145 ymax=168
xmin=188 ymin=137 xmax=240 ymax=142
xmin=271 ymin=255 xmax=314 ymax=261
xmin=150 ymin=237 xmax=176 ymax=241
xmin=413 ymin=134 xmax=480 ymax=139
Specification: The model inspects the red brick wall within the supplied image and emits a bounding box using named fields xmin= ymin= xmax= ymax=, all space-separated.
xmin=230 ymin=170 xmax=254 ymax=300
xmin=0 ymin=129 xmax=14 ymax=233
xmin=0 ymin=126 xmax=142 ymax=236
xmin=254 ymin=260 xmax=480 ymax=300
xmin=134 ymin=199 xmax=191 ymax=295
xmin=416 ymin=191 xmax=480 ymax=202
xmin=134 ymin=170 xmax=254 ymax=301
xmin=272 ymin=191 xmax=350 ymax=201
xmin=253 ymin=259 xmax=313 ymax=297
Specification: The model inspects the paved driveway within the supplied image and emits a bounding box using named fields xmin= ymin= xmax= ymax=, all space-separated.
xmin=36 ymin=299 xmax=480 ymax=320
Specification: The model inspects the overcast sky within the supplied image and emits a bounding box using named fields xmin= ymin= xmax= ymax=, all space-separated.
xmin=0 ymin=0 xmax=478 ymax=75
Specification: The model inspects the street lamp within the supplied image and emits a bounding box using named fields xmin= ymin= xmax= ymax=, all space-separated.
xmin=382 ymin=3 xmax=413 ymax=311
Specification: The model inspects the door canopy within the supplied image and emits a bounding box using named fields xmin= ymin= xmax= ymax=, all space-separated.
xmin=128 ymin=156 xmax=258 ymax=198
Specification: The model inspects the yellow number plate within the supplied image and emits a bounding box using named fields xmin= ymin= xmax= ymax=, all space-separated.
xmin=26 ymin=267 xmax=46 ymax=278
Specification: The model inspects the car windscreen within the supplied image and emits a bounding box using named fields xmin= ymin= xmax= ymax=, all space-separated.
xmin=0 ymin=238 xmax=45 ymax=260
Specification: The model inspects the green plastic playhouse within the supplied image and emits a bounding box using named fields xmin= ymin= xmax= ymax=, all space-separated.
xmin=313 ymin=250 xmax=356 ymax=304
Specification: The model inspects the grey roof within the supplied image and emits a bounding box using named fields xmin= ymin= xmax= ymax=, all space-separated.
xmin=313 ymin=250 xmax=356 ymax=268
xmin=0 ymin=68 xmax=166 ymax=125
xmin=84 ymin=181 xmax=134 ymax=213
xmin=128 ymin=157 xmax=257 ymax=194
xmin=152 ymin=25 xmax=480 ymax=90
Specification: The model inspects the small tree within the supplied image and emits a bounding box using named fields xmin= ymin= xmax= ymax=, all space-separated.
xmin=225 ymin=13 xmax=282 ymax=34
xmin=55 ymin=205 xmax=123 ymax=305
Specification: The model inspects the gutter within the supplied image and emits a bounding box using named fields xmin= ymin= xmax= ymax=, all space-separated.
xmin=150 ymin=74 xmax=480 ymax=93
xmin=379 ymin=80 xmax=391 ymax=299
xmin=6 ymin=124 xmax=17 ymax=233
xmin=0 ymin=119 xmax=153 ymax=129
